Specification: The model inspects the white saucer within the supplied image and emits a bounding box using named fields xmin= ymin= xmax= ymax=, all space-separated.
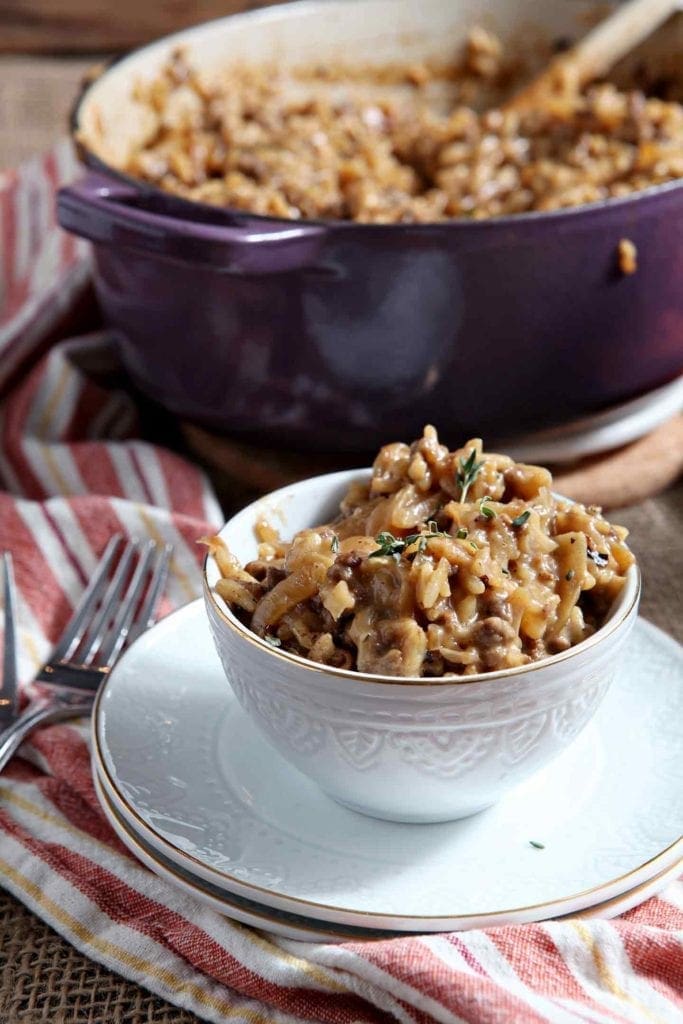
xmin=94 ymin=770 xmax=405 ymax=941
xmin=93 ymin=600 xmax=683 ymax=933
xmin=504 ymin=374 xmax=683 ymax=464
xmin=93 ymin=769 xmax=683 ymax=941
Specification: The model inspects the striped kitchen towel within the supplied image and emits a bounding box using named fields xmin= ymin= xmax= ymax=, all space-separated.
xmin=0 ymin=142 xmax=682 ymax=1024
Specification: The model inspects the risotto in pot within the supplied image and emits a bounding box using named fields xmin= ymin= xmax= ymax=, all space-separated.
xmin=204 ymin=427 xmax=635 ymax=678
xmin=97 ymin=25 xmax=683 ymax=223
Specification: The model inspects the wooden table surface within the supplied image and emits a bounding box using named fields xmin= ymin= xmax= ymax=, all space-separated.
xmin=0 ymin=56 xmax=94 ymax=168
xmin=0 ymin=1 xmax=274 ymax=53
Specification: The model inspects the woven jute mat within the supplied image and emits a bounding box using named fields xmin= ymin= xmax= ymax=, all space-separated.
xmin=0 ymin=894 xmax=199 ymax=1024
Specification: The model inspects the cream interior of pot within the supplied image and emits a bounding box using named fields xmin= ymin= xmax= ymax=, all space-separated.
xmin=77 ymin=0 xmax=683 ymax=193
xmin=76 ymin=0 xmax=618 ymax=169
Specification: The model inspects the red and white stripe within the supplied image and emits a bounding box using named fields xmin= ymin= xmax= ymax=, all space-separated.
xmin=0 ymin=142 xmax=681 ymax=1024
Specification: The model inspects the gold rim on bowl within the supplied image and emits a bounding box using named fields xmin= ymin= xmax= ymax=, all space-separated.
xmin=203 ymin=469 xmax=641 ymax=688
xmin=205 ymin=568 xmax=640 ymax=688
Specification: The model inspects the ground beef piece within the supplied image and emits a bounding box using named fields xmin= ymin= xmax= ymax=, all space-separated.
xmin=471 ymin=616 xmax=520 ymax=670
xmin=356 ymin=617 xmax=427 ymax=676
xmin=482 ymin=595 xmax=513 ymax=621
xmin=327 ymin=554 xmax=362 ymax=584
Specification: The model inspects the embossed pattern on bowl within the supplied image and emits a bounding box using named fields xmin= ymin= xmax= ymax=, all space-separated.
xmin=204 ymin=470 xmax=640 ymax=822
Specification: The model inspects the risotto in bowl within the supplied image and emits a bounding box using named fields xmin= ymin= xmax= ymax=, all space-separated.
xmin=203 ymin=427 xmax=640 ymax=822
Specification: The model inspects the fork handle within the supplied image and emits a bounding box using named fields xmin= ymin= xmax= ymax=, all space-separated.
xmin=0 ymin=702 xmax=93 ymax=773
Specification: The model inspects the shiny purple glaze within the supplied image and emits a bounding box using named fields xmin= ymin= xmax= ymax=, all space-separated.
xmin=57 ymin=172 xmax=683 ymax=452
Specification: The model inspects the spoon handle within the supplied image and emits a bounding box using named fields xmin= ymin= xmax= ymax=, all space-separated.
xmin=505 ymin=0 xmax=679 ymax=112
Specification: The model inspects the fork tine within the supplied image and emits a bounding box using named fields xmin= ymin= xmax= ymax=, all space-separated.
xmin=79 ymin=540 xmax=139 ymax=666
xmin=97 ymin=541 xmax=157 ymax=667
xmin=126 ymin=543 xmax=172 ymax=648
xmin=50 ymin=536 xmax=123 ymax=663
xmin=1 ymin=553 xmax=19 ymax=723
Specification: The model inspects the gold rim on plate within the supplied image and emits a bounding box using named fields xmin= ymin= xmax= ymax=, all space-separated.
xmin=91 ymin=630 xmax=681 ymax=926
xmin=94 ymin=764 xmax=680 ymax=935
xmin=94 ymin=771 xmax=399 ymax=941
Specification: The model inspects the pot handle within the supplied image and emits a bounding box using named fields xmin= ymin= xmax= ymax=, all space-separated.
xmin=57 ymin=175 xmax=327 ymax=274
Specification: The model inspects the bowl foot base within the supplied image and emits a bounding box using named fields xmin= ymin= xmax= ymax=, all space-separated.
xmin=326 ymin=793 xmax=496 ymax=825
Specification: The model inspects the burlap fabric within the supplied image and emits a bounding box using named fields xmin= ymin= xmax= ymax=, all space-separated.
xmin=616 ymin=483 xmax=683 ymax=646
xmin=0 ymin=896 xmax=198 ymax=1024
xmin=0 ymin=55 xmax=681 ymax=1024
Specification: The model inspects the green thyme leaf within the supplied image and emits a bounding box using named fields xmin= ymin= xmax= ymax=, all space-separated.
xmin=404 ymin=533 xmax=427 ymax=553
xmin=479 ymin=496 xmax=496 ymax=519
xmin=330 ymin=534 xmax=340 ymax=554
xmin=456 ymin=448 xmax=484 ymax=504
xmin=456 ymin=527 xmax=468 ymax=539
xmin=565 ymin=569 xmax=575 ymax=581
xmin=529 ymin=840 xmax=545 ymax=849
xmin=264 ymin=634 xmax=282 ymax=647
xmin=502 ymin=567 xmax=510 ymax=575
xmin=511 ymin=510 xmax=531 ymax=528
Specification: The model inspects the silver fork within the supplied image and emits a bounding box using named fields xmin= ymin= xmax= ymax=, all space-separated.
xmin=1 ymin=553 xmax=19 ymax=727
xmin=0 ymin=535 xmax=171 ymax=773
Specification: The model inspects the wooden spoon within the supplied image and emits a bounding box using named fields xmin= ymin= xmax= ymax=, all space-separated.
xmin=505 ymin=0 xmax=681 ymax=112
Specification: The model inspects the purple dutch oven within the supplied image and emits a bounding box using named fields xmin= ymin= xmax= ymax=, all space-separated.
xmin=58 ymin=0 xmax=683 ymax=453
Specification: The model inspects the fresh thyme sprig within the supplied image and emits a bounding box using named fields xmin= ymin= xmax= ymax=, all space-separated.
xmin=368 ymin=524 xmax=448 ymax=559
xmin=406 ymin=535 xmax=428 ymax=554
xmin=368 ymin=532 xmax=408 ymax=558
xmin=456 ymin=448 xmax=484 ymax=504
xmin=408 ymin=521 xmax=449 ymax=553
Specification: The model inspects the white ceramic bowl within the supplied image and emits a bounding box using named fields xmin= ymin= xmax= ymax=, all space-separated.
xmin=204 ymin=470 xmax=640 ymax=823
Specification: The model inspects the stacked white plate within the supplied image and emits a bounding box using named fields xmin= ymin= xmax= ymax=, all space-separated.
xmin=92 ymin=600 xmax=683 ymax=942
xmin=504 ymin=374 xmax=683 ymax=464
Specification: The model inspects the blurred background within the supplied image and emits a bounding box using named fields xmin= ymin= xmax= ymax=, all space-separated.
xmin=1 ymin=0 xmax=681 ymax=493
xmin=0 ymin=1 xmax=276 ymax=166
